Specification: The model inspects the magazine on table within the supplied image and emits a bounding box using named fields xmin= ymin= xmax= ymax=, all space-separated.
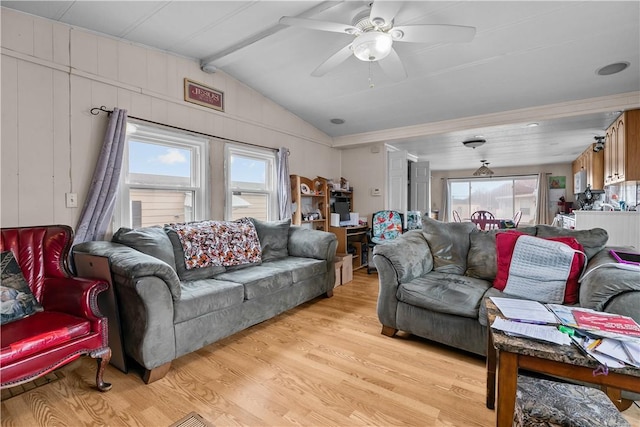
xmin=490 ymin=297 xmax=640 ymax=367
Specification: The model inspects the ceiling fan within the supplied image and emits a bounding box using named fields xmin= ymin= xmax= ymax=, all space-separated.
xmin=279 ymin=1 xmax=476 ymax=81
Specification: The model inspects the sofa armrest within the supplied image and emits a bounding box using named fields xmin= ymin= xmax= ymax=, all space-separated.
xmin=73 ymin=241 xmax=182 ymax=301
xmin=373 ymin=231 xmax=434 ymax=329
xmin=372 ymin=231 xmax=433 ymax=283
xmin=287 ymin=227 xmax=338 ymax=263
xmin=41 ymin=276 xmax=108 ymax=320
xmin=579 ymin=247 xmax=640 ymax=319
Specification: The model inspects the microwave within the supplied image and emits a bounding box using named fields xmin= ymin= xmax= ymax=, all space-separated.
xmin=574 ymin=170 xmax=587 ymax=194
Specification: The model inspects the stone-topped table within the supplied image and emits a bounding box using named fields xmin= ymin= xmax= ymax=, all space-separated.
xmin=485 ymin=298 xmax=640 ymax=427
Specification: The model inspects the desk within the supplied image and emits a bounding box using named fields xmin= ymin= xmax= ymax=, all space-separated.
xmin=329 ymin=225 xmax=368 ymax=270
xmin=485 ymin=299 xmax=640 ymax=427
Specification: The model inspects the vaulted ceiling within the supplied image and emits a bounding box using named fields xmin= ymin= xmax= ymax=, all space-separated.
xmin=3 ymin=1 xmax=639 ymax=170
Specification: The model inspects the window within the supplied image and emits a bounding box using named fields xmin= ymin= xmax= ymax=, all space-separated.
xmin=448 ymin=175 xmax=538 ymax=225
xmin=225 ymin=144 xmax=276 ymax=221
xmin=114 ymin=122 xmax=209 ymax=229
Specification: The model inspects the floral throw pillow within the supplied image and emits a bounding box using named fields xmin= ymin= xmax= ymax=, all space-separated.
xmin=167 ymin=218 xmax=262 ymax=269
xmin=1 ymin=251 xmax=43 ymax=325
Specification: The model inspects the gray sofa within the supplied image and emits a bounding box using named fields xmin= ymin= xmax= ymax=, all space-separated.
xmin=373 ymin=218 xmax=640 ymax=357
xmin=73 ymin=218 xmax=337 ymax=383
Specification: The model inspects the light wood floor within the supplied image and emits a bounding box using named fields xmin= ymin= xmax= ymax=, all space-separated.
xmin=2 ymin=270 xmax=639 ymax=426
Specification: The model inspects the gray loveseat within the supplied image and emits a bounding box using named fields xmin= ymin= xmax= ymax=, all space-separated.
xmin=373 ymin=218 xmax=640 ymax=357
xmin=73 ymin=218 xmax=337 ymax=383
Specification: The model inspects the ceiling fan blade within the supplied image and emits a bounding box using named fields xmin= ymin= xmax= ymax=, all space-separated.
xmin=378 ymin=48 xmax=407 ymax=81
xmin=311 ymin=44 xmax=354 ymax=77
xmin=369 ymin=1 xmax=404 ymax=27
xmin=393 ymin=24 xmax=476 ymax=43
xmin=279 ymin=16 xmax=359 ymax=35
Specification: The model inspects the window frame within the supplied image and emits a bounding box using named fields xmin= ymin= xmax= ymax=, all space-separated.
xmin=224 ymin=144 xmax=277 ymax=221
xmin=113 ymin=121 xmax=209 ymax=230
xmin=447 ymin=174 xmax=539 ymax=224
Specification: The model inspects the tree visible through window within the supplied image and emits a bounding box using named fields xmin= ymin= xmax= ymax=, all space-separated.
xmin=449 ymin=176 xmax=538 ymax=225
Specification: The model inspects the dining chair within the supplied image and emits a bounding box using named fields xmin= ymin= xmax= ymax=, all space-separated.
xmin=452 ymin=210 xmax=462 ymax=223
xmin=470 ymin=210 xmax=496 ymax=230
xmin=512 ymin=211 xmax=522 ymax=228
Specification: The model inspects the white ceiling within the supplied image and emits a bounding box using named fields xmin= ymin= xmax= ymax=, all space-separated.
xmin=3 ymin=1 xmax=640 ymax=171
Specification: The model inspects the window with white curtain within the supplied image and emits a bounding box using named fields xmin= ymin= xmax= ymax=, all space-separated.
xmin=225 ymin=144 xmax=277 ymax=221
xmin=448 ymin=175 xmax=539 ymax=225
xmin=114 ymin=122 xmax=209 ymax=229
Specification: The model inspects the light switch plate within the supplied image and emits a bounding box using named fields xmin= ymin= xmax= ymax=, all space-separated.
xmin=65 ymin=192 xmax=78 ymax=208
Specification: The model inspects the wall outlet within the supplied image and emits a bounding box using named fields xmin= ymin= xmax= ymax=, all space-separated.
xmin=65 ymin=192 xmax=78 ymax=208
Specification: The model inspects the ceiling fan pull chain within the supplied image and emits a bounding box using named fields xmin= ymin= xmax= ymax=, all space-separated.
xmin=368 ymin=62 xmax=375 ymax=89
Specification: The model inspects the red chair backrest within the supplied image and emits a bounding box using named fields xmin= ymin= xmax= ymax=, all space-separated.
xmin=1 ymin=225 xmax=73 ymax=301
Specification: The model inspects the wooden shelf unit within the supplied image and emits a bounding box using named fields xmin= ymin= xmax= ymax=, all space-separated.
xmin=290 ymin=175 xmax=328 ymax=231
xmin=330 ymin=225 xmax=368 ymax=270
xmin=330 ymin=189 xmax=354 ymax=214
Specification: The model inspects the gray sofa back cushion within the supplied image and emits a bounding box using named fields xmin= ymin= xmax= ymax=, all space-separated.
xmin=465 ymin=227 xmax=537 ymax=281
xmin=165 ymin=229 xmax=226 ymax=281
xmin=535 ymin=225 xmax=608 ymax=260
xmin=250 ymin=218 xmax=290 ymax=262
xmin=112 ymin=226 xmax=176 ymax=270
xmin=422 ymin=217 xmax=477 ymax=274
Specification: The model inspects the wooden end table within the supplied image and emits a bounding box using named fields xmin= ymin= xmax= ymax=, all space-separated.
xmin=485 ymin=298 xmax=640 ymax=427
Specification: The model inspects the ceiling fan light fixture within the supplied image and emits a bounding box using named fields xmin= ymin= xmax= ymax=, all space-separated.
xmin=473 ymin=160 xmax=494 ymax=177
xmin=352 ymin=32 xmax=392 ymax=61
xmin=462 ymin=138 xmax=486 ymax=149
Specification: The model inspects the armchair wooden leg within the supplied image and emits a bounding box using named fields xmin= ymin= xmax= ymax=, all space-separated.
xmin=91 ymin=347 xmax=112 ymax=392
xmin=142 ymin=362 xmax=172 ymax=384
xmin=381 ymin=325 xmax=398 ymax=337
xmin=326 ymin=288 xmax=334 ymax=298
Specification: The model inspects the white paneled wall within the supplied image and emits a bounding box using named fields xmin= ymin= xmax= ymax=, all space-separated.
xmin=1 ymin=8 xmax=338 ymax=228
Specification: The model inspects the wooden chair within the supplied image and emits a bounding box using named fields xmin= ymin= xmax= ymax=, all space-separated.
xmin=452 ymin=210 xmax=462 ymax=222
xmin=470 ymin=210 xmax=496 ymax=230
xmin=512 ymin=211 xmax=522 ymax=228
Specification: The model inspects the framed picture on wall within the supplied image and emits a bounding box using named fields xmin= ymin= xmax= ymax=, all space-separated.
xmin=548 ymin=176 xmax=566 ymax=189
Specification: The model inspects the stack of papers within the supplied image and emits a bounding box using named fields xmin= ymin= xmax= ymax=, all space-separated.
xmin=490 ymin=297 xmax=640 ymax=367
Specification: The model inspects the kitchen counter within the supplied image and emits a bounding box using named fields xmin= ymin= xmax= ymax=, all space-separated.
xmin=573 ymin=210 xmax=640 ymax=249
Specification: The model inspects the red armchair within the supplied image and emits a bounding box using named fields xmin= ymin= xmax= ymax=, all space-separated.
xmin=1 ymin=225 xmax=111 ymax=391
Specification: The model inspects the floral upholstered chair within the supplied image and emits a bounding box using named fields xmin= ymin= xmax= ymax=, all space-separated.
xmin=367 ymin=210 xmax=403 ymax=274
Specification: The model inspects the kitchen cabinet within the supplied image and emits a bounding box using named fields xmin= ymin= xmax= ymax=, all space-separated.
xmin=572 ymin=143 xmax=604 ymax=190
xmin=290 ymin=175 xmax=328 ymax=231
xmin=604 ymin=109 xmax=640 ymax=185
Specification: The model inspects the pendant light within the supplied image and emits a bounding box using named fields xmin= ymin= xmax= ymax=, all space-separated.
xmin=473 ymin=160 xmax=494 ymax=177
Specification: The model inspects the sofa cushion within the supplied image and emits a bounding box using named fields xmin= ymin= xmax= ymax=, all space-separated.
xmin=215 ymin=265 xmax=293 ymax=300
xmin=397 ymin=272 xmax=492 ymax=319
xmin=112 ymin=226 xmax=176 ymax=270
xmin=166 ymin=230 xmax=226 ymax=281
xmin=250 ymin=218 xmax=290 ymax=262
xmin=421 ymin=217 xmax=477 ymax=275
xmin=0 ymin=311 xmax=90 ymax=365
xmin=174 ymin=279 xmax=244 ymax=323
xmin=466 ymin=228 xmax=537 ymax=281
xmin=535 ymin=225 xmax=608 ymax=260
xmin=1 ymin=251 xmax=43 ymax=325
xmin=494 ymin=232 xmax=586 ymax=304
xmin=260 ymin=257 xmax=326 ymax=283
